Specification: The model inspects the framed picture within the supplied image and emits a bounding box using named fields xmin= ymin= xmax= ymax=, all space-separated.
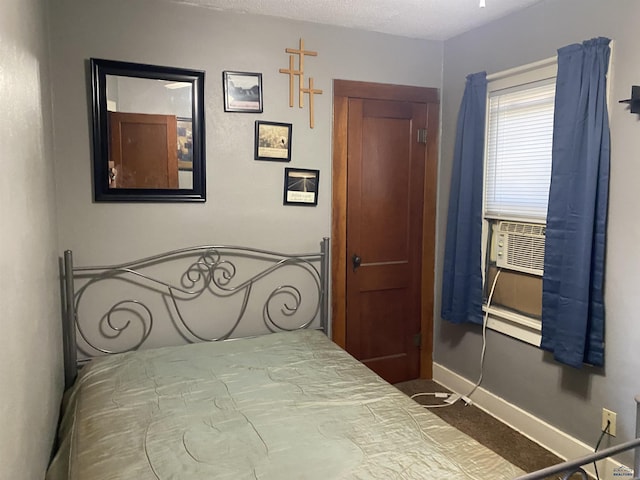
xmin=283 ymin=168 xmax=319 ymax=206
xmin=176 ymin=117 xmax=193 ymax=171
xmin=255 ymin=121 xmax=292 ymax=162
xmin=223 ymin=71 xmax=263 ymax=113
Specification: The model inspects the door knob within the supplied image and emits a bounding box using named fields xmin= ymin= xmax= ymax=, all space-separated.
xmin=352 ymin=254 xmax=362 ymax=272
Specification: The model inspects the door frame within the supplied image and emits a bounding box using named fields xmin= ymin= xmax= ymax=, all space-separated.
xmin=331 ymin=79 xmax=439 ymax=379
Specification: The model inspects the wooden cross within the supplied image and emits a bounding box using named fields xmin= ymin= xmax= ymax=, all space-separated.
xmin=300 ymin=77 xmax=323 ymax=129
xmin=285 ymin=38 xmax=317 ymax=108
xmin=279 ymin=55 xmax=301 ymax=108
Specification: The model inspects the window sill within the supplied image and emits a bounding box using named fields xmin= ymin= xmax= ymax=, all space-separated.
xmin=482 ymin=305 xmax=542 ymax=347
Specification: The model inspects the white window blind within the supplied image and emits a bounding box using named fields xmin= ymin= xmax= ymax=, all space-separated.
xmin=485 ymin=78 xmax=555 ymax=221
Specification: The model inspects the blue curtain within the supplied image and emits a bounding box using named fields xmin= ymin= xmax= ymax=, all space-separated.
xmin=541 ymin=37 xmax=611 ymax=368
xmin=441 ymin=72 xmax=487 ymax=325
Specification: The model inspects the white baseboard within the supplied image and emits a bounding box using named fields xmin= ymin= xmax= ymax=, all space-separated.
xmin=433 ymin=363 xmax=628 ymax=480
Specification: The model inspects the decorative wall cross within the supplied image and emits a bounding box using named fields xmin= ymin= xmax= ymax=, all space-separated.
xmin=279 ymin=38 xmax=323 ymax=128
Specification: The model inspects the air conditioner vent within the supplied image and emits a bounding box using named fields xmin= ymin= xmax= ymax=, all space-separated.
xmin=495 ymin=221 xmax=546 ymax=276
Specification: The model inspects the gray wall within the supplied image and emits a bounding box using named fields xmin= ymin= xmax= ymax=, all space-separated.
xmin=437 ymin=0 xmax=640 ymax=460
xmin=49 ymin=0 xmax=443 ymax=268
xmin=0 ymin=0 xmax=64 ymax=478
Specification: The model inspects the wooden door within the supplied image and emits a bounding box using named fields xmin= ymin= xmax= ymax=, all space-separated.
xmin=332 ymin=81 xmax=439 ymax=384
xmin=109 ymin=112 xmax=178 ymax=189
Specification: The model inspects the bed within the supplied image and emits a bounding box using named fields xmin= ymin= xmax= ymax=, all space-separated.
xmin=45 ymin=238 xmax=639 ymax=479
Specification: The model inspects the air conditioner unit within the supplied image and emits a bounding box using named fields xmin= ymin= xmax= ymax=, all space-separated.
xmin=494 ymin=221 xmax=546 ymax=276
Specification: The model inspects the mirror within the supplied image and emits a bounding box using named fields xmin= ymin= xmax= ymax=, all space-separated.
xmin=90 ymin=58 xmax=206 ymax=202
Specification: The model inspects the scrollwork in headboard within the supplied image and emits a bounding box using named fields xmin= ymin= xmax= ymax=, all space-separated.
xmin=61 ymin=238 xmax=330 ymax=388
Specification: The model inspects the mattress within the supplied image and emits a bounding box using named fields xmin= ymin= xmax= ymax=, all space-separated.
xmin=47 ymin=330 xmax=525 ymax=479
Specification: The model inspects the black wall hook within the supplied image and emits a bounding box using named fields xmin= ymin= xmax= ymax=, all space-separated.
xmin=619 ymin=86 xmax=640 ymax=114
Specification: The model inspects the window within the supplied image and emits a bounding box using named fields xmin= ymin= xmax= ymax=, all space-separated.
xmin=482 ymin=59 xmax=557 ymax=346
xmin=485 ymin=79 xmax=555 ymax=220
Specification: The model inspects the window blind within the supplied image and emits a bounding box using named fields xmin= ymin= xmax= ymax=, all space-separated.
xmin=485 ymin=78 xmax=555 ymax=221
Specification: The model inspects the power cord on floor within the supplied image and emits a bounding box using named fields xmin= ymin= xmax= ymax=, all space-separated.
xmin=412 ymin=269 xmax=503 ymax=409
xmin=593 ymin=420 xmax=611 ymax=480
xmin=410 ymin=391 xmax=457 ymax=408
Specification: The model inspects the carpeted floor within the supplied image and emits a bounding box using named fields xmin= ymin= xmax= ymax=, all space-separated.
xmin=394 ymin=379 xmax=567 ymax=479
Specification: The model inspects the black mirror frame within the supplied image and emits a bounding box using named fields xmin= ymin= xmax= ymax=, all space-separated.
xmin=90 ymin=58 xmax=206 ymax=202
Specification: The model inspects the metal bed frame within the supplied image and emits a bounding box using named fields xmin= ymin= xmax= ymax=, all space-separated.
xmin=514 ymin=396 xmax=640 ymax=479
xmin=61 ymin=237 xmax=330 ymax=389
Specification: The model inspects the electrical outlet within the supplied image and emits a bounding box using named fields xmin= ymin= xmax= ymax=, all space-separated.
xmin=602 ymin=408 xmax=617 ymax=437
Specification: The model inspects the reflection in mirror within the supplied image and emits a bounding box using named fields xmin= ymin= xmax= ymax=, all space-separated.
xmin=105 ymin=77 xmax=193 ymax=189
xmin=91 ymin=58 xmax=205 ymax=202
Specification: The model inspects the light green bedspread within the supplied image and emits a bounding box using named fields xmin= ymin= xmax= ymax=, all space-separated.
xmin=47 ymin=330 xmax=524 ymax=479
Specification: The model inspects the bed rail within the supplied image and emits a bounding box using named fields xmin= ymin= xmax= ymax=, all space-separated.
xmin=514 ymin=395 xmax=640 ymax=480
xmin=61 ymin=238 xmax=330 ymax=389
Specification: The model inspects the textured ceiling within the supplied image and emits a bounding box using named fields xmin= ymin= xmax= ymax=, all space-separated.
xmin=167 ymin=0 xmax=544 ymax=40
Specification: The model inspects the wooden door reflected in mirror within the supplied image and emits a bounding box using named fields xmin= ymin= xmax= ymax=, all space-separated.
xmin=108 ymin=112 xmax=179 ymax=189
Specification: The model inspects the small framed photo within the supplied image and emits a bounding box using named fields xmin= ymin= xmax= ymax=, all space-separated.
xmin=223 ymin=71 xmax=263 ymax=113
xmin=255 ymin=121 xmax=292 ymax=162
xmin=176 ymin=117 xmax=193 ymax=171
xmin=283 ymin=168 xmax=319 ymax=206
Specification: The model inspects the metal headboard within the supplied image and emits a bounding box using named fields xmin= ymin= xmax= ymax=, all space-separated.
xmin=61 ymin=237 xmax=330 ymax=389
